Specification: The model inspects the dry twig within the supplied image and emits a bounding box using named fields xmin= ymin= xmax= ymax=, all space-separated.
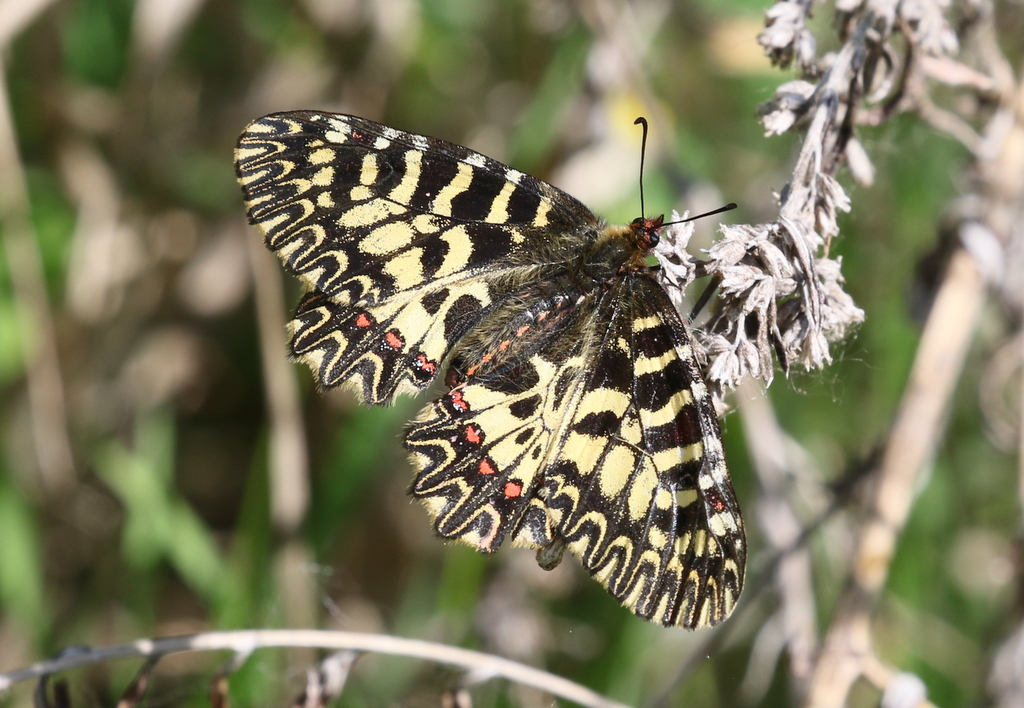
xmin=0 ymin=630 xmax=632 ymax=708
xmin=0 ymin=0 xmax=59 ymax=48
xmin=246 ymin=235 xmax=317 ymax=667
xmin=737 ymin=382 xmax=819 ymax=704
xmin=655 ymin=10 xmax=874 ymax=398
xmin=0 ymin=47 xmax=76 ymax=490
xmin=805 ymin=247 xmax=985 ymax=708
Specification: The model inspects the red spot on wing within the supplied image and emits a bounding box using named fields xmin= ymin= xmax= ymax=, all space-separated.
xmin=464 ymin=424 xmax=482 ymax=444
xmin=414 ymin=353 xmax=437 ymax=375
xmin=449 ymin=390 xmax=470 ymax=413
xmin=385 ymin=330 xmax=404 ymax=350
xmin=706 ymin=489 xmax=726 ymax=512
xmin=479 ymin=458 xmax=497 ymax=475
xmin=355 ymin=313 xmax=373 ymax=328
xmin=503 ymin=481 xmax=522 ymax=498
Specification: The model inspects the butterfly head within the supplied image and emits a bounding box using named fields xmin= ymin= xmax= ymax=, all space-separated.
xmin=630 ymin=214 xmax=664 ymax=251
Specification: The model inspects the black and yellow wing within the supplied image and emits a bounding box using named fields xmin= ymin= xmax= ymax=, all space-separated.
xmin=406 ymin=273 xmax=745 ymax=627
xmin=236 ymin=111 xmax=598 ymax=403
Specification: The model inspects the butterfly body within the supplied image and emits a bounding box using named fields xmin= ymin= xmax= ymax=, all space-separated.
xmin=236 ymin=111 xmax=745 ymax=628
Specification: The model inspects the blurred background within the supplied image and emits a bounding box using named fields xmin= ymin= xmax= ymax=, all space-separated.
xmin=0 ymin=0 xmax=1019 ymax=706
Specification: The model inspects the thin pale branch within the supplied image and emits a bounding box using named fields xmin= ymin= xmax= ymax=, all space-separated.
xmin=0 ymin=0 xmax=72 ymax=492
xmin=0 ymin=630 xmax=633 ymax=708
xmin=804 ymin=248 xmax=987 ymax=708
xmin=737 ymin=382 xmax=818 ymax=703
xmin=0 ymin=0 xmax=59 ymax=48
xmin=0 ymin=59 xmax=76 ymax=490
xmin=246 ymin=235 xmax=310 ymax=533
xmin=246 ymin=235 xmax=317 ymax=663
xmin=915 ymin=91 xmax=985 ymax=153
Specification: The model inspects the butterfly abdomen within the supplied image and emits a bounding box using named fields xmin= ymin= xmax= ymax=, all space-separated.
xmin=447 ymin=279 xmax=597 ymax=385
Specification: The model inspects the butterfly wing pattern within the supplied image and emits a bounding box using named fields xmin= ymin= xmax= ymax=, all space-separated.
xmin=235 ymin=111 xmax=745 ymax=628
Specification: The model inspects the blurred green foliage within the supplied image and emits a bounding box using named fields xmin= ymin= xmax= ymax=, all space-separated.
xmin=0 ymin=0 xmax=1017 ymax=707
xmin=0 ymin=472 xmax=48 ymax=638
xmin=95 ymin=410 xmax=223 ymax=605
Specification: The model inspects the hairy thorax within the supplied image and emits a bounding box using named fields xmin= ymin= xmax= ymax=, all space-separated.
xmin=446 ymin=221 xmax=659 ymax=385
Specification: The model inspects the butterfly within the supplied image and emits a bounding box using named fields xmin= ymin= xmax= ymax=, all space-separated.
xmin=235 ymin=111 xmax=745 ymax=628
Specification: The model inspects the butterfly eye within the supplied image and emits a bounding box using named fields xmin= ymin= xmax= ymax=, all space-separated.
xmin=642 ymin=226 xmax=660 ymax=249
xmin=631 ymin=216 xmax=662 ymax=249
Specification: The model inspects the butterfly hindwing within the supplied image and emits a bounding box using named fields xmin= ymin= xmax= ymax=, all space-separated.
xmin=287 ymin=281 xmax=491 ymax=401
xmin=548 ymin=277 xmax=744 ymax=627
xmin=407 ymin=274 xmax=745 ymax=627
xmin=406 ymin=290 xmax=599 ymax=553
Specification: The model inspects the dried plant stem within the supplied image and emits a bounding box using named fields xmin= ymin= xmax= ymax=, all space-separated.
xmin=0 ymin=63 xmax=76 ymax=490
xmin=0 ymin=629 xmax=633 ymax=708
xmin=246 ymin=233 xmax=310 ymax=533
xmin=737 ymin=383 xmax=817 ymax=702
xmin=0 ymin=0 xmax=59 ymax=48
xmin=1019 ymin=330 xmax=1024 ymax=515
xmin=246 ymin=236 xmax=316 ymax=662
xmin=804 ymin=248 xmax=987 ymax=708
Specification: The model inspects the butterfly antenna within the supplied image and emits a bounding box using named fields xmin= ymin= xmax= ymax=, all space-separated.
xmin=662 ymin=202 xmax=738 ymax=226
xmin=634 ymin=116 xmax=649 ymax=217
xmin=633 ymin=117 xmax=737 ymax=226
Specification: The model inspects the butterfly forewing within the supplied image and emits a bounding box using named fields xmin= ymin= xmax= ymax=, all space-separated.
xmin=236 ymin=111 xmax=745 ymax=627
xmin=236 ymin=111 xmax=597 ymax=401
